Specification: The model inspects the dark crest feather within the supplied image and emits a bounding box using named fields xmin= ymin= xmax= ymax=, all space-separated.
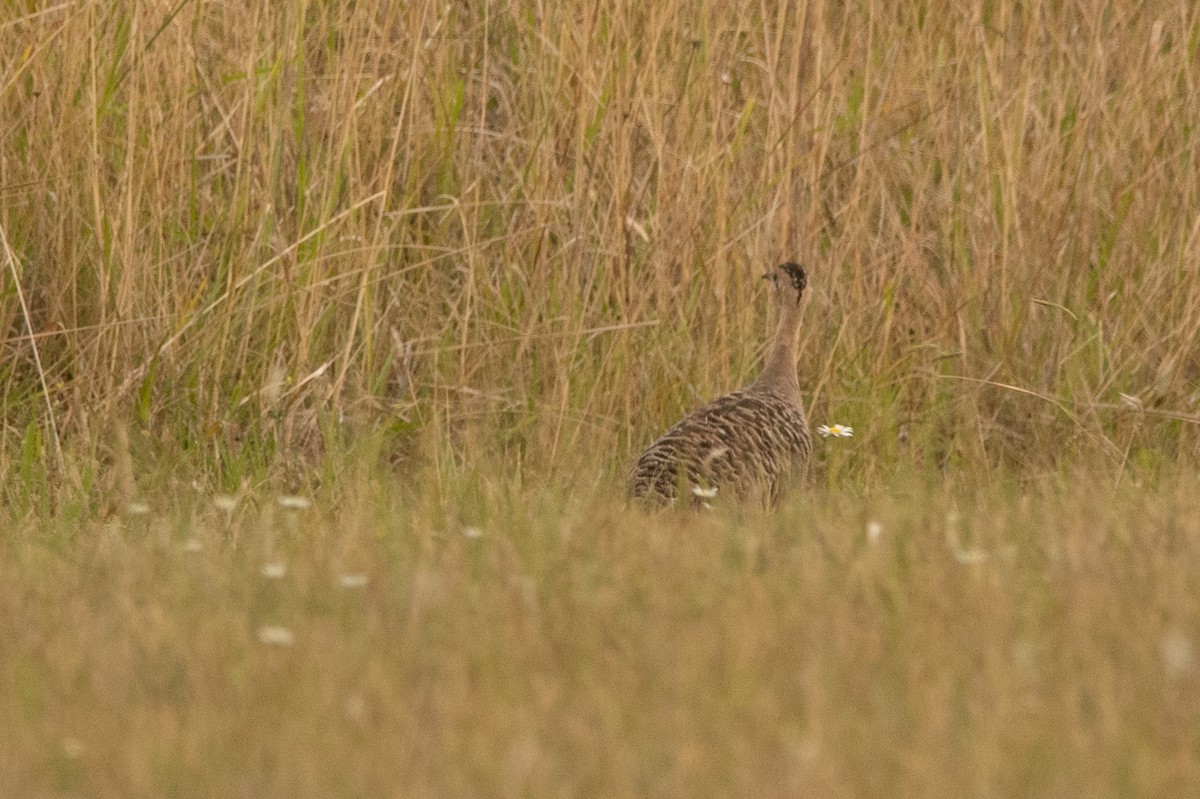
xmin=779 ymin=262 xmax=806 ymax=294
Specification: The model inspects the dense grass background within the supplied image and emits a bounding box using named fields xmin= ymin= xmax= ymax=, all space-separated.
xmin=2 ymin=0 xmax=1200 ymax=795
xmin=2 ymin=0 xmax=1197 ymax=499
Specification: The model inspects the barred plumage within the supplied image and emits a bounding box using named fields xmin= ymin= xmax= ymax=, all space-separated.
xmin=628 ymin=262 xmax=812 ymax=507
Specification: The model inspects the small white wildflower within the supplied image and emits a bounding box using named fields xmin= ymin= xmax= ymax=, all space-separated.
xmin=212 ymin=494 xmax=238 ymax=513
xmin=952 ymin=548 xmax=989 ymax=565
xmin=866 ymin=520 xmax=884 ymax=543
xmin=691 ymin=485 xmax=719 ymax=499
xmin=1161 ymin=629 xmax=1195 ymax=678
xmin=261 ymin=561 xmax=287 ymax=579
xmin=817 ymin=424 xmax=854 ymax=438
xmin=338 ymin=573 xmax=369 ymax=589
xmin=277 ymin=495 xmax=311 ymax=510
xmin=61 ymin=737 xmax=85 ymax=759
xmin=463 ymin=526 xmax=484 ymax=540
xmin=256 ymin=625 xmax=295 ymax=646
xmin=126 ymin=501 xmax=151 ymax=516
xmin=183 ymin=538 xmax=204 ymax=553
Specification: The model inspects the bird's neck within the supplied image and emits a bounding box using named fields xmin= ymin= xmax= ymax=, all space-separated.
xmin=751 ymin=300 xmax=803 ymax=404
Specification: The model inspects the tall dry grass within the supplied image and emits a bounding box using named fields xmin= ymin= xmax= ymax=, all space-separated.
xmin=2 ymin=0 xmax=1198 ymax=503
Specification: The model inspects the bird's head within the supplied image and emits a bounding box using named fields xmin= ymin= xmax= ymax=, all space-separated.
xmin=763 ymin=262 xmax=807 ymax=306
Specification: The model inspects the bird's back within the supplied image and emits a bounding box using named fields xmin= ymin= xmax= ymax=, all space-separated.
xmin=627 ymin=386 xmax=811 ymax=506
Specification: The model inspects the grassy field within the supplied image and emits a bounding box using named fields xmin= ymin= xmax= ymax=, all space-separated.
xmin=4 ymin=474 xmax=1200 ymax=796
xmin=2 ymin=0 xmax=1200 ymax=796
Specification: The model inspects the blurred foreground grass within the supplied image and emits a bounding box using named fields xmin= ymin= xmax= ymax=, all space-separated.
xmin=3 ymin=468 xmax=1198 ymax=798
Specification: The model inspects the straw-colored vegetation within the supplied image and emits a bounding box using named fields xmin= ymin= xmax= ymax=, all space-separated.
xmin=2 ymin=0 xmax=1199 ymax=795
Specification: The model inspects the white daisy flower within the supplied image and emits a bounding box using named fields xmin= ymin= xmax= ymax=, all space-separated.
xmin=212 ymin=494 xmax=238 ymax=513
xmin=866 ymin=520 xmax=884 ymax=543
xmin=817 ymin=424 xmax=854 ymax=438
xmin=338 ymin=573 xmax=369 ymax=589
xmin=256 ymin=625 xmax=295 ymax=646
xmin=261 ymin=561 xmax=287 ymax=579
xmin=691 ymin=485 xmax=719 ymax=499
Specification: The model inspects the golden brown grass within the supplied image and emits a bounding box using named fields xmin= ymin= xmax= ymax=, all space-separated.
xmin=2 ymin=0 xmax=1200 ymax=795
xmin=2 ymin=0 xmax=1197 ymax=489
xmin=4 ymin=475 xmax=1200 ymax=797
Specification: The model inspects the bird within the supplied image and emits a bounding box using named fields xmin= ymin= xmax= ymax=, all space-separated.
xmin=627 ymin=262 xmax=813 ymax=508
